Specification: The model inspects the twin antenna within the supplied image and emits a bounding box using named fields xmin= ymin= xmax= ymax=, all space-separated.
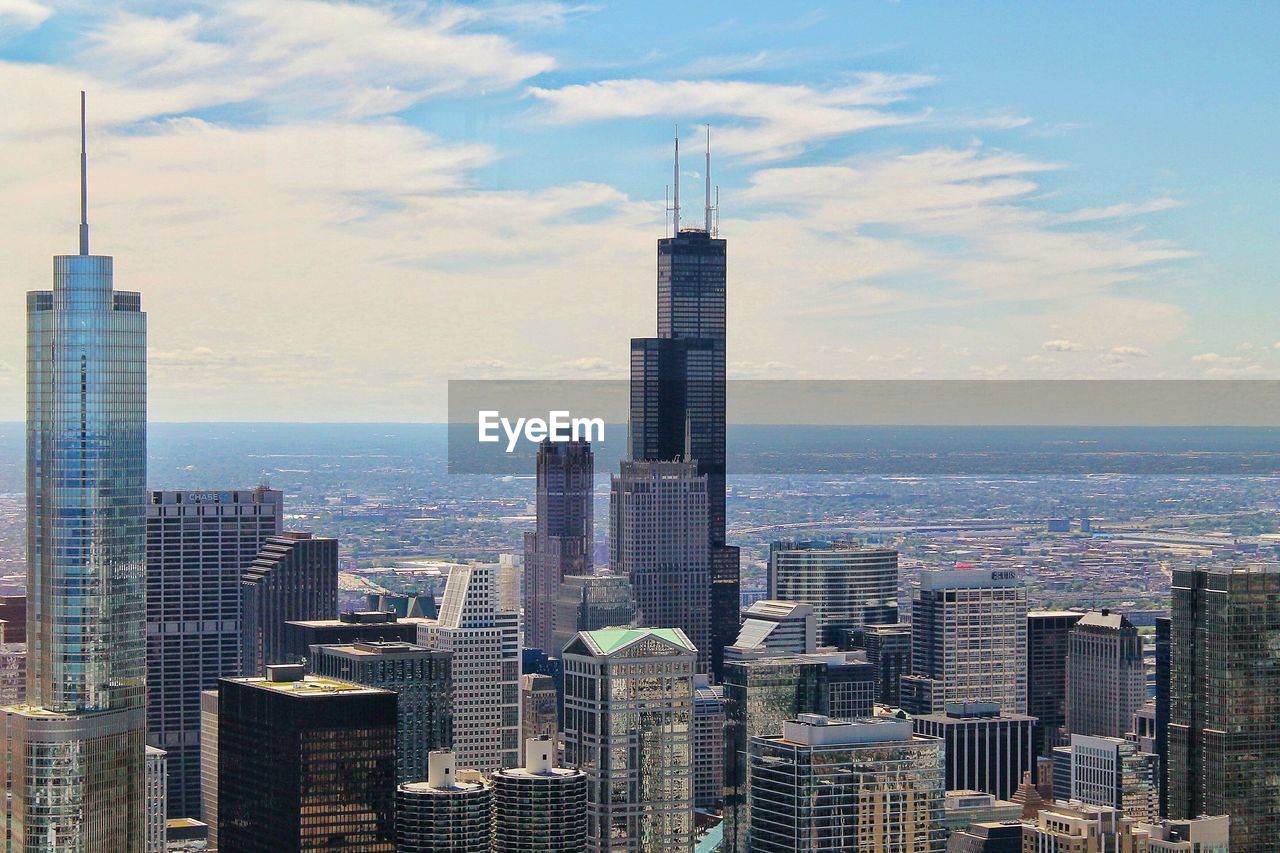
xmin=667 ymin=125 xmax=718 ymax=237
xmin=79 ymin=91 xmax=89 ymax=256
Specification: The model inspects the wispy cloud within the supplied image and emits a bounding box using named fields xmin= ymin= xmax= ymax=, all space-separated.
xmin=0 ymin=0 xmax=50 ymax=30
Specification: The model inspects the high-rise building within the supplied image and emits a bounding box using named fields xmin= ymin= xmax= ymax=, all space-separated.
xmin=693 ymin=677 xmax=726 ymax=810
xmin=562 ymin=627 xmax=697 ymax=852
xmin=308 ymin=640 xmax=452 ymax=783
xmin=628 ymin=166 xmax=738 ymax=678
xmin=749 ymin=714 xmax=945 ymax=852
xmin=0 ymin=626 xmax=24 ymax=707
xmin=945 ymin=822 xmax=1024 ymax=853
xmin=1067 ymin=734 xmax=1160 ymax=824
xmin=282 ymin=609 xmax=426 ymax=661
xmin=0 ymin=595 xmax=25 ymax=644
xmin=492 ymin=736 xmax=588 ymax=853
xmin=2 ymin=96 xmax=149 ymax=850
xmin=861 ymin=622 xmax=912 ymax=707
xmin=1066 ymin=609 xmax=1147 ymax=740
xmin=1137 ymin=815 xmax=1230 ymax=852
xmin=524 ymin=440 xmax=594 ymax=653
xmin=1153 ymin=614 xmax=1171 ymax=818
xmin=724 ymin=599 xmax=817 ymax=661
xmin=1021 ymin=802 xmax=1150 ymax=851
xmin=551 ymin=572 xmax=637 ymax=654
xmin=240 ymin=531 xmax=338 ymax=674
xmin=146 ymin=487 xmax=283 ymax=818
xmin=418 ymin=562 xmax=522 ymax=773
xmin=911 ymin=702 xmax=1036 ymax=800
xmin=396 ymin=750 xmax=492 ymax=853
xmin=900 ymin=569 xmax=1027 ymax=716
xmin=939 ymin=791 xmax=1022 ymax=837
xmin=146 ymin=746 xmax=168 ymax=853
xmin=610 ymin=459 xmax=711 ymax=670
xmin=768 ymin=541 xmax=899 ymax=644
xmin=199 ymin=689 xmax=219 ymax=850
xmin=216 ymin=664 xmax=397 ymax=852
xmin=520 ymin=673 xmax=558 ymax=748
xmin=1027 ymin=609 xmax=1083 ymax=757
xmin=1167 ymin=564 xmax=1280 ymax=852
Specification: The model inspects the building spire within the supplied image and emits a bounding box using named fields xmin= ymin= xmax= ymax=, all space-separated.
xmin=79 ymin=91 xmax=89 ymax=256
xmin=672 ymin=126 xmax=681 ymax=235
xmin=704 ymin=125 xmax=712 ymax=232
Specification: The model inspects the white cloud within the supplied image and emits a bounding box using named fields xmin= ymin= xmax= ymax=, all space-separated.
xmin=0 ymin=0 xmax=50 ymax=30
xmin=1042 ymin=339 xmax=1087 ymax=352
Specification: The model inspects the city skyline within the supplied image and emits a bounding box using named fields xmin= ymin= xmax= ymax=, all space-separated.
xmin=2 ymin=3 xmax=1278 ymax=421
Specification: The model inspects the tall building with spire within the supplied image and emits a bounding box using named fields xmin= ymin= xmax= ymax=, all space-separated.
xmin=2 ymin=94 xmax=149 ymax=850
xmin=628 ymin=129 xmax=738 ymax=677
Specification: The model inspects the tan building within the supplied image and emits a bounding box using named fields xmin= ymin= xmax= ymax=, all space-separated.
xmin=1022 ymin=802 xmax=1150 ymax=852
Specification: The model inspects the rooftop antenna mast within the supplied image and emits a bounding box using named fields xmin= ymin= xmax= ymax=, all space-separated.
xmin=704 ymin=125 xmax=713 ymax=232
xmin=79 ymin=91 xmax=89 ymax=255
xmin=672 ymin=125 xmax=680 ymax=235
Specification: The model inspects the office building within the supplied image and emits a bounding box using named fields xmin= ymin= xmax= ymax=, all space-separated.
xmin=521 ymin=672 xmax=559 ymax=748
xmin=945 ymin=822 xmax=1023 ymax=853
xmin=1168 ymin=564 xmax=1280 ymax=852
xmin=1153 ymin=615 xmax=1170 ymax=818
xmin=282 ymin=609 xmax=424 ymax=662
xmin=366 ymin=591 xmax=437 ymax=620
xmin=900 ymin=569 xmax=1027 ymax=716
xmin=216 ymin=664 xmax=397 ymax=852
xmin=1068 ymin=734 xmax=1160 ymax=824
xmin=610 ymin=459 xmax=711 ymax=670
xmin=940 ymin=790 xmax=1021 ymax=835
xmin=2 ymin=98 xmax=148 ymax=850
xmin=524 ymin=440 xmax=594 ymax=653
xmin=551 ymin=572 xmax=637 ymax=654
xmin=768 ymin=541 xmax=898 ymax=644
xmin=862 ymin=622 xmax=912 ymax=707
xmin=492 ymin=736 xmax=588 ymax=853
xmin=1022 ymin=802 xmax=1150 ymax=851
xmin=749 ymin=714 xmax=945 ymax=852
xmin=396 ymin=750 xmax=492 ymax=853
xmin=309 ymin=640 xmax=452 ymax=783
xmin=146 ymin=746 xmax=168 ymax=853
xmin=199 ymin=690 xmax=219 ymax=850
xmin=724 ymin=599 xmax=817 ymax=661
xmin=629 ymin=177 xmax=738 ymax=677
xmin=1137 ymin=816 xmax=1229 ymax=852
xmin=0 ymin=630 xmax=23 ymax=706
xmin=240 ymin=531 xmax=338 ymax=674
xmin=146 ymin=486 xmax=283 ymax=818
xmin=1066 ymin=609 xmax=1147 ymax=740
xmin=0 ymin=595 xmax=25 ymax=643
xmin=912 ymin=702 xmax=1036 ymax=800
xmin=693 ymin=677 xmax=726 ymax=810
xmin=418 ymin=562 xmax=522 ymax=773
xmin=562 ymin=627 xmax=697 ymax=852
xmin=1027 ymin=609 xmax=1083 ymax=756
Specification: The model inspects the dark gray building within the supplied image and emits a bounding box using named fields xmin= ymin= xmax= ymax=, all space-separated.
xmin=1026 ymin=609 xmax=1083 ymax=758
xmin=523 ymin=440 xmax=593 ymax=653
xmin=860 ymin=622 xmax=912 ymax=707
xmin=240 ymin=532 xmax=338 ymax=675
xmin=145 ymin=487 xmax=283 ymax=818
xmin=912 ymin=702 xmax=1037 ymax=801
xmin=550 ymin=572 xmax=637 ymax=655
xmin=282 ymin=610 xmax=424 ymax=663
xmin=308 ymin=641 xmax=452 ymax=783
xmin=945 ymin=822 xmax=1023 ymax=853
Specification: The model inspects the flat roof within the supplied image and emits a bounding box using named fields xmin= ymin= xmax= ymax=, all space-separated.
xmin=225 ymin=673 xmax=393 ymax=697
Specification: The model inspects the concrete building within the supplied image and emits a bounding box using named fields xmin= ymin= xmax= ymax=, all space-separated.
xmin=724 ymin=599 xmax=817 ymax=661
xmin=1021 ymin=801 xmax=1151 ymax=851
xmin=199 ymin=689 xmax=219 ymax=849
xmin=563 ymin=627 xmax=697 ymax=852
xmin=900 ymin=569 xmax=1028 ymax=716
xmin=145 ymin=486 xmax=283 ymax=818
xmin=524 ymin=440 xmax=594 ymax=653
xmin=749 ymin=715 xmax=945 ymax=852
xmin=945 ymin=821 xmax=1023 ymax=853
xmin=308 ymin=640 xmax=452 ymax=783
xmin=551 ymin=572 xmax=637 ymax=655
xmin=492 ymin=736 xmax=588 ymax=853
xmin=146 ymin=746 xmax=168 ymax=853
xmin=1027 ymin=609 xmax=1084 ymax=756
xmin=610 ymin=460 xmax=711 ymax=671
xmin=1066 ymin=609 xmax=1147 ymax=740
xmin=1069 ymin=734 xmax=1160 ymax=824
xmin=768 ymin=541 xmax=898 ymax=644
xmin=521 ymin=672 xmax=559 ymax=750
xmin=396 ymin=750 xmax=492 ymax=853
xmin=693 ymin=677 xmax=726 ymax=810
xmin=240 ymin=531 xmax=338 ymax=674
xmin=939 ymin=790 xmax=1021 ymax=835
xmin=1136 ymin=816 xmax=1229 ymax=852
xmin=418 ymin=562 xmax=522 ymax=774
xmin=912 ymin=702 xmax=1036 ymax=800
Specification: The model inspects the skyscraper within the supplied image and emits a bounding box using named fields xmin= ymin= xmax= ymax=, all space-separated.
xmin=550 ymin=572 xmax=637 ymax=654
xmin=1066 ymin=609 xmax=1147 ymax=740
xmin=308 ymin=640 xmax=452 ymax=783
xmin=562 ymin=627 xmax=697 ymax=852
xmin=629 ymin=143 xmax=738 ymax=677
xmin=911 ymin=702 xmax=1036 ymax=800
xmin=693 ymin=677 xmax=726 ymax=810
xmin=768 ymin=541 xmax=899 ymax=644
xmin=900 ymin=569 xmax=1027 ymax=716
xmin=145 ymin=746 xmax=168 ymax=853
xmin=216 ymin=664 xmax=397 ymax=852
xmin=240 ymin=531 xmax=338 ymax=674
xmin=1153 ymin=614 xmax=1171 ymax=818
xmin=524 ymin=439 xmax=594 ymax=653
xmin=396 ymin=751 xmax=493 ymax=853
xmin=146 ymin=487 xmax=283 ymax=818
xmin=748 ymin=714 xmax=945 ymax=852
xmin=520 ymin=672 xmax=558 ymax=747
xmin=724 ymin=599 xmax=818 ymax=660
xmin=861 ymin=622 xmax=911 ymax=707
xmin=610 ymin=459 xmax=711 ymax=670
xmin=1027 ymin=609 xmax=1083 ymax=756
xmin=2 ymin=94 xmax=149 ymax=850
xmin=1067 ymin=734 xmax=1160 ymax=824
xmin=1168 ymin=563 xmax=1280 ymax=853
xmin=492 ymin=736 xmax=589 ymax=853
xmin=418 ymin=562 xmax=522 ymax=773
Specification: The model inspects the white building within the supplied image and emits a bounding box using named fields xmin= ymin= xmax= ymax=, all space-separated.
xmin=1137 ymin=815 xmax=1230 ymax=852
xmin=725 ymin=600 xmax=817 ymax=661
xmin=145 ymin=746 xmax=168 ymax=853
xmin=1070 ymin=733 xmax=1160 ymax=824
xmin=419 ymin=562 xmax=522 ymax=773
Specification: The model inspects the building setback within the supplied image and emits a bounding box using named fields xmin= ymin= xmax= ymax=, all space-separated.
xmin=911 ymin=702 xmax=1036 ymax=801
xmin=282 ymin=609 xmax=426 ymax=662
xmin=240 ymin=532 xmax=338 ymax=675
xmin=524 ymin=440 xmax=594 ymax=653
xmin=492 ymin=736 xmax=588 ymax=853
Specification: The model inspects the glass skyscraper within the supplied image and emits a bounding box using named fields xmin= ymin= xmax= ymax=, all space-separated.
xmin=2 ymin=95 xmax=148 ymax=850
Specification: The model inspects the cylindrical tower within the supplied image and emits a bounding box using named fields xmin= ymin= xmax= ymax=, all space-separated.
xmin=492 ymin=736 xmax=588 ymax=852
xmin=396 ymin=750 xmax=492 ymax=853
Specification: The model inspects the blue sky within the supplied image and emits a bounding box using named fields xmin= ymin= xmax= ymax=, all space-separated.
xmin=0 ymin=1 xmax=1276 ymax=420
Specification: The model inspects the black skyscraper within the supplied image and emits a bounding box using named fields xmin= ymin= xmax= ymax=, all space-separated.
xmin=629 ymin=135 xmax=739 ymax=677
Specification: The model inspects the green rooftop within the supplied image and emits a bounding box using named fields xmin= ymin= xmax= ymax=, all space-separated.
xmin=583 ymin=626 xmax=696 ymax=655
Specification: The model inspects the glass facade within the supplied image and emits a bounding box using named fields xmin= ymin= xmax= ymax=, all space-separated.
xmin=524 ymin=440 xmax=593 ymax=653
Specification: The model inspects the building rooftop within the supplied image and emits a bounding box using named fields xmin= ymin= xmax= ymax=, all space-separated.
xmin=580 ymin=626 xmax=695 ymax=655
xmin=771 ymin=713 xmax=920 ymax=747
xmin=225 ymin=669 xmax=392 ymax=698
xmin=311 ymin=640 xmax=439 ymax=658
